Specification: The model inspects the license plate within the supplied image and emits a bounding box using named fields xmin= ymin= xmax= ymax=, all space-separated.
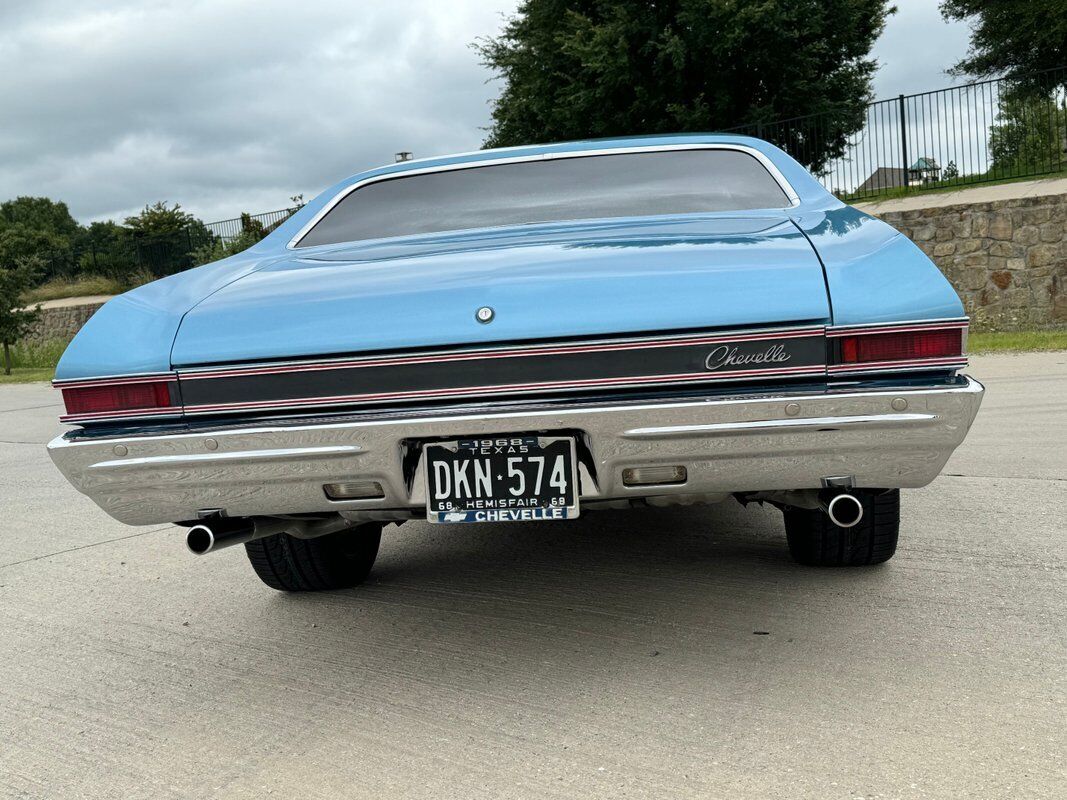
xmin=425 ymin=436 xmax=579 ymax=523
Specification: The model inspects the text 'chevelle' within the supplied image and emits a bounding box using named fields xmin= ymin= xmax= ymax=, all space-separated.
xmin=48 ymin=136 xmax=984 ymax=591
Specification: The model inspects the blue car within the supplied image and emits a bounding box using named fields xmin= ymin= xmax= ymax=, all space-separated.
xmin=48 ymin=135 xmax=984 ymax=590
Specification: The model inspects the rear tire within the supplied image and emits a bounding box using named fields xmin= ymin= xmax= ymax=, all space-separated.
xmin=244 ymin=522 xmax=383 ymax=591
xmin=784 ymin=489 xmax=899 ymax=566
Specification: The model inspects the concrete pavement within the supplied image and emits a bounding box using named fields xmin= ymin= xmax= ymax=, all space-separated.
xmin=0 ymin=353 xmax=1064 ymax=799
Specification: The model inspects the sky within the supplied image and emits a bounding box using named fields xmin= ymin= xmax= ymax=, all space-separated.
xmin=0 ymin=0 xmax=975 ymax=225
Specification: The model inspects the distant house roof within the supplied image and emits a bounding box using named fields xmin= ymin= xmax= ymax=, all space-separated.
xmin=910 ymin=156 xmax=940 ymax=171
xmin=857 ymin=167 xmax=907 ymax=193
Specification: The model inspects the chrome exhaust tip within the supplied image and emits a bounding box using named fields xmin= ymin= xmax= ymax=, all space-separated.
xmin=825 ymin=493 xmax=864 ymax=528
xmin=184 ymin=515 xmax=352 ymax=556
xmin=185 ymin=524 xmax=218 ymax=555
xmin=185 ymin=518 xmax=256 ymax=555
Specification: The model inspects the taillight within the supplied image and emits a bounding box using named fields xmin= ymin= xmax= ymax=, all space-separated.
xmin=838 ymin=329 xmax=963 ymax=364
xmin=60 ymin=380 xmax=175 ymax=420
xmin=828 ymin=323 xmax=967 ymax=375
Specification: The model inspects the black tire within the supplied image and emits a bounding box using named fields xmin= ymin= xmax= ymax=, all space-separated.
xmin=244 ymin=522 xmax=383 ymax=591
xmin=783 ymin=489 xmax=900 ymax=567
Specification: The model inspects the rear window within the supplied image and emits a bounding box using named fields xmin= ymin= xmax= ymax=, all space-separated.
xmin=295 ymin=148 xmax=791 ymax=247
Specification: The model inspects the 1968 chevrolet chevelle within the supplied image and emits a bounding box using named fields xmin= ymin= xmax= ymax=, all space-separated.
xmin=48 ymin=135 xmax=984 ymax=590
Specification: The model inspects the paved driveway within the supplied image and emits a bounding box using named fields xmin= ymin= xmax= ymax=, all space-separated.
xmin=0 ymin=353 xmax=1063 ymax=799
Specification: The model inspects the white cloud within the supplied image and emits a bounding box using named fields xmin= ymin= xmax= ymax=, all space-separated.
xmin=0 ymin=0 xmax=970 ymax=225
xmin=0 ymin=0 xmax=514 ymax=222
xmin=871 ymin=0 xmax=973 ymax=98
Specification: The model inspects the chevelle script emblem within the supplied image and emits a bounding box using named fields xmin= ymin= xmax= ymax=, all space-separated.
xmin=704 ymin=343 xmax=791 ymax=371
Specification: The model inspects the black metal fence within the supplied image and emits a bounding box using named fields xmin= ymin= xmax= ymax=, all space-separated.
xmin=37 ymin=226 xmax=215 ymax=285
xmin=35 ymin=206 xmax=301 ymax=286
xmin=204 ymin=207 xmax=300 ymax=241
xmin=726 ymin=66 xmax=1067 ymax=201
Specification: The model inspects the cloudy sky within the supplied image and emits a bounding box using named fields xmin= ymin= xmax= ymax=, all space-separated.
xmin=0 ymin=0 xmax=973 ymax=225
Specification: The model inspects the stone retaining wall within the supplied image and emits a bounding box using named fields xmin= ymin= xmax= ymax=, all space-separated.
xmin=25 ymin=301 xmax=107 ymax=343
xmin=868 ymin=193 xmax=1066 ymax=330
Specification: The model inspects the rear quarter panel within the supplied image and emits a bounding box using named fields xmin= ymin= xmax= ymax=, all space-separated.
xmin=793 ymin=206 xmax=965 ymax=325
xmin=54 ymin=250 xmax=273 ymax=380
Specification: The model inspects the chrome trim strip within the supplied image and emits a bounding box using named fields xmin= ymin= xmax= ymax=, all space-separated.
xmin=286 ymin=143 xmax=802 ymax=249
xmin=623 ymin=412 xmax=939 ymax=439
xmin=826 ymin=319 xmax=968 ymax=337
xmin=182 ymin=364 xmax=828 ymax=416
xmin=60 ymin=408 xmax=183 ymax=424
xmin=824 ymin=316 xmax=968 ymax=332
xmin=178 ymin=324 xmax=825 ymax=380
xmin=829 ymin=364 xmax=969 ymax=377
xmin=54 ymin=372 xmax=178 ymax=389
xmin=828 ymin=357 xmax=968 ymax=375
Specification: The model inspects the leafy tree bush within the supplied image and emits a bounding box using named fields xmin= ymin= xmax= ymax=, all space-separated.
xmin=0 ymin=224 xmax=70 ymax=268
xmin=476 ymin=0 xmax=893 ymax=173
xmin=123 ymin=202 xmax=214 ymax=276
xmin=940 ymin=1 xmax=1067 ymax=84
xmin=988 ymin=94 xmax=1067 ymax=174
xmin=123 ymin=201 xmax=198 ymax=237
xmin=0 ymin=197 xmax=80 ymax=240
xmin=0 ymin=197 xmax=81 ymax=277
xmin=76 ymin=221 xmax=137 ymax=280
xmin=0 ymin=196 xmax=296 ymax=289
xmin=190 ymin=213 xmax=267 ymax=265
xmin=0 ymin=256 xmax=43 ymax=374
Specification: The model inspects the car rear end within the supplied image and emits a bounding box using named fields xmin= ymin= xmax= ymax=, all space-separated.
xmin=48 ymin=320 xmax=982 ymax=521
xmin=47 ymin=136 xmax=983 ymax=587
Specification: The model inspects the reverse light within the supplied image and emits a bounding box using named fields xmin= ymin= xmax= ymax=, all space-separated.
xmin=622 ymin=465 xmax=687 ymax=487
xmin=61 ymin=380 xmax=175 ymax=418
xmin=324 ymin=481 xmax=385 ymax=500
xmin=837 ymin=328 xmax=963 ymax=364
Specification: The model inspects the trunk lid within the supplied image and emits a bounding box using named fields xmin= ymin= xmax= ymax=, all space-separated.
xmin=171 ymin=215 xmax=829 ymax=366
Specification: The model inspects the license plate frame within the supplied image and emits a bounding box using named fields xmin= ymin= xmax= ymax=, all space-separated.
xmin=424 ymin=435 xmax=580 ymax=524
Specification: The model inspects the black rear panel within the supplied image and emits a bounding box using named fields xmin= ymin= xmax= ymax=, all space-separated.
xmin=177 ymin=326 xmax=827 ymax=418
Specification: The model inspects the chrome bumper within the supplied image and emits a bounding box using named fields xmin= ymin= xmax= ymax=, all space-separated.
xmin=48 ymin=378 xmax=984 ymax=526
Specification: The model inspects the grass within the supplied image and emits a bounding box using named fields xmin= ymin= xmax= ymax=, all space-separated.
xmin=0 ymin=339 xmax=70 ymax=384
xmin=842 ymin=166 xmax=1067 ymax=205
xmin=968 ymin=329 xmax=1067 ymax=353
xmin=20 ymin=270 xmax=156 ymax=305
xmin=0 ymin=368 xmax=53 ymax=384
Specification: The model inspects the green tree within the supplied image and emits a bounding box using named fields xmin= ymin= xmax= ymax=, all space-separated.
xmin=0 ymin=224 xmax=68 ymax=266
xmin=76 ymin=220 xmax=137 ymax=279
xmin=942 ymin=160 xmax=959 ymax=180
xmin=0 ymin=197 xmax=80 ymax=240
xmin=0 ymin=197 xmax=82 ymax=277
xmin=0 ymin=256 xmax=43 ymax=374
xmin=124 ymin=201 xmax=199 ymax=237
xmin=940 ymin=1 xmax=1067 ymax=84
xmin=476 ymin=0 xmax=894 ymax=172
xmin=189 ymin=213 xmax=267 ymax=265
xmin=123 ymin=202 xmax=213 ymax=276
xmin=988 ymin=94 xmax=1067 ymax=173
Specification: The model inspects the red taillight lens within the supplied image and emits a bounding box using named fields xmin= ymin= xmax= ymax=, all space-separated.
xmin=62 ymin=381 xmax=173 ymax=417
xmin=838 ymin=329 xmax=963 ymax=364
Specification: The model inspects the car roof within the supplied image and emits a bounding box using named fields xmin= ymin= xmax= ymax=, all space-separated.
xmin=354 ymin=133 xmax=775 ymax=180
xmin=257 ymin=134 xmax=838 ymax=253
